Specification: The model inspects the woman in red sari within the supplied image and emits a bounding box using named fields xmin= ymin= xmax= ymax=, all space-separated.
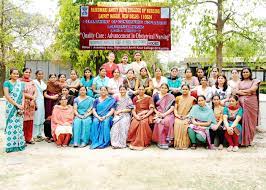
xmin=127 ymin=86 xmax=154 ymax=150
xmin=236 ymin=67 xmax=260 ymax=146
xmin=152 ymin=83 xmax=175 ymax=149
xmin=20 ymin=68 xmax=37 ymax=144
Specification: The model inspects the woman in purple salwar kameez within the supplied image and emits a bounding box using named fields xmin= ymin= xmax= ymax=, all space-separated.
xmin=236 ymin=67 xmax=260 ymax=146
xmin=152 ymin=83 xmax=175 ymax=149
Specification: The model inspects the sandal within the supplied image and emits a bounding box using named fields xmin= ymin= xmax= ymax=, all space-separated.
xmin=190 ymin=144 xmax=197 ymax=150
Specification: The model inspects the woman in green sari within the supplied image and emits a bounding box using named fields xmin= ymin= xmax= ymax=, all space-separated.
xmin=3 ymin=68 xmax=26 ymax=153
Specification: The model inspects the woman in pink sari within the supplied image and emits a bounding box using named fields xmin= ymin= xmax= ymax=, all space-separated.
xmin=236 ymin=67 xmax=260 ymax=146
xmin=51 ymin=96 xmax=75 ymax=147
xmin=152 ymin=83 xmax=175 ymax=149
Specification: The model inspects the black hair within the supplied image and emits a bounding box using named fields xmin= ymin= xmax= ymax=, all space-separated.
xmin=22 ymin=67 xmax=31 ymax=73
xmin=58 ymin=73 xmax=66 ymax=79
xmin=240 ymin=67 xmax=253 ymax=81
xmin=197 ymin=95 xmax=206 ymax=101
xmin=48 ymin=73 xmax=57 ymax=78
xmin=112 ymin=68 xmax=120 ymax=75
xmin=211 ymin=94 xmax=220 ymax=110
xmin=100 ymin=86 xmax=108 ymax=91
xmin=155 ymin=67 xmax=162 ymax=72
xmin=215 ymin=74 xmax=228 ymax=91
xmin=61 ymin=87 xmax=70 ymax=91
xmin=185 ymin=68 xmax=192 ymax=73
xmin=83 ymin=67 xmax=93 ymax=79
xmin=79 ymin=86 xmax=87 ymax=92
xmin=126 ymin=69 xmax=135 ymax=74
xmin=119 ymin=84 xmax=127 ymax=90
xmin=181 ymin=84 xmax=190 ymax=90
xmin=99 ymin=67 xmax=106 ymax=72
xmin=160 ymin=83 xmax=169 ymax=90
xmin=10 ymin=68 xmax=18 ymax=75
xmin=35 ymin=70 xmax=43 ymax=75
xmin=229 ymin=95 xmax=239 ymax=102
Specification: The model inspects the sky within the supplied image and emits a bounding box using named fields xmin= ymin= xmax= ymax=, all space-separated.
xmin=24 ymin=0 xmax=266 ymax=65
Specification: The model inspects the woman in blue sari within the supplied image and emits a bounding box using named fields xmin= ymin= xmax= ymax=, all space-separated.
xmin=90 ymin=86 xmax=116 ymax=149
xmin=80 ymin=67 xmax=94 ymax=97
xmin=3 ymin=68 xmax=25 ymax=153
xmin=71 ymin=86 xmax=94 ymax=147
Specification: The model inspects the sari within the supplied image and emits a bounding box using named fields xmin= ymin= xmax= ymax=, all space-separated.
xmin=188 ymin=105 xmax=217 ymax=149
xmin=45 ymin=81 xmax=61 ymax=118
xmin=110 ymin=96 xmax=133 ymax=148
xmin=80 ymin=77 xmax=94 ymax=97
xmin=51 ymin=105 xmax=74 ymax=141
xmin=20 ymin=78 xmax=37 ymax=142
xmin=90 ymin=97 xmax=116 ymax=149
xmin=152 ymin=93 xmax=175 ymax=149
xmin=238 ymin=79 xmax=260 ymax=146
xmin=4 ymin=80 xmax=26 ymax=153
xmin=174 ymin=95 xmax=195 ymax=149
xmin=71 ymin=96 xmax=94 ymax=146
xmin=127 ymin=95 xmax=153 ymax=150
xmin=33 ymin=79 xmax=47 ymax=137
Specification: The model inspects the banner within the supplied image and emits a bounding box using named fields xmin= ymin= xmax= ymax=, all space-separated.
xmin=80 ymin=6 xmax=171 ymax=50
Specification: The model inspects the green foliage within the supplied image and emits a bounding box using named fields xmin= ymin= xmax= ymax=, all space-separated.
xmin=52 ymin=0 xmax=159 ymax=76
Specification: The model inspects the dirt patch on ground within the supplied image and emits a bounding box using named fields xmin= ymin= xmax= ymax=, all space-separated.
xmin=0 ymin=131 xmax=266 ymax=190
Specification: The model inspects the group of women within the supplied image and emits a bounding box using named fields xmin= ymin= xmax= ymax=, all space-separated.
xmin=3 ymin=52 xmax=260 ymax=153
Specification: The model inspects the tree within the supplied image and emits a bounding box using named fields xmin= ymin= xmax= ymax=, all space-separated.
xmin=0 ymin=0 xmax=49 ymax=97
xmin=53 ymin=0 xmax=159 ymax=76
xmin=171 ymin=0 xmax=265 ymax=70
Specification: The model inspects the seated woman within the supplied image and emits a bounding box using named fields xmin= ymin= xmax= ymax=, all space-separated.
xmin=136 ymin=67 xmax=153 ymax=96
xmin=80 ymin=67 xmax=94 ymax=97
xmin=127 ymin=86 xmax=154 ymax=150
xmin=152 ymin=68 xmax=167 ymax=95
xmin=209 ymin=95 xmax=224 ymax=150
xmin=90 ymin=86 xmax=116 ymax=149
xmin=71 ymin=87 xmax=94 ymax=148
xmin=51 ymin=96 xmax=75 ymax=147
xmin=108 ymin=68 xmax=124 ymax=97
xmin=188 ymin=95 xmax=217 ymax=149
xmin=66 ymin=70 xmax=80 ymax=97
xmin=110 ymin=85 xmax=133 ymax=149
xmin=173 ymin=84 xmax=195 ymax=150
xmin=167 ymin=67 xmax=182 ymax=97
xmin=223 ymin=95 xmax=243 ymax=152
xmin=152 ymin=83 xmax=175 ymax=149
xmin=123 ymin=69 xmax=138 ymax=99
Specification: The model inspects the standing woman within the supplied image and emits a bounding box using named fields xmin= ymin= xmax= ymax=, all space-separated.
xmin=56 ymin=87 xmax=74 ymax=106
xmin=212 ymin=74 xmax=231 ymax=106
xmin=117 ymin=54 xmax=129 ymax=77
xmin=188 ymin=95 xmax=217 ymax=149
xmin=58 ymin=74 xmax=67 ymax=88
xmin=152 ymin=67 xmax=168 ymax=95
xmin=71 ymin=87 xmax=94 ymax=147
xmin=152 ymin=83 xmax=175 ymax=149
xmin=130 ymin=51 xmax=149 ymax=77
xmin=20 ymin=68 xmax=37 ymax=144
xmin=127 ymin=86 xmax=154 ymax=150
xmin=80 ymin=67 xmax=94 ymax=97
xmin=3 ymin=69 xmax=25 ymax=153
xmin=208 ymin=67 xmax=219 ymax=86
xmin=236 ymin=67 xmax=260 ymax=146
xmin=167 ymin=67 xmax=182 ymax=97
xmin=92 ymin=67 xmax=109 ymax=98
xmin=173 ymin=84 xmax=195 ymax=150
xmin=102 ymin=52 xmax=118 ymax=78
xmin=228 ymin=69 xmax=240 ymax=94
xmin=195 ymin=68 xmax=205 ymax=83
xmin=195 ymin=77 xmax=213 ymax=106
xmin=108 ymin=68 xmax=124 ymax=96
xmin=182 ymin=68 xmax=199 ymax=91
xmin=223 ymin=95 xmax=243 ymax=152
xmin=67 ymin=70 xmax=80 ymax=97
xmin=123 ymin=69 xmax=138 ymax=99
xmin=51 ymin=96 xmax=75 ymax=147
xmin=209 ymin=95 xmax=224 ymax=150
xmin=90 ymin=86 xmax=116 ymax=149
xmin=33 ymin=70 xmax=47 ymax=142
xmin=44 ymin=74 xmax=60 ymax=142
xmin=110 ymin=85 xmax=134 ymax=149
xmin=136 ymin=67 xmax=153 ymax=96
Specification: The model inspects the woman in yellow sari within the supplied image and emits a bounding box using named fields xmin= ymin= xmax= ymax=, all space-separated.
xmin=174 ymin=84 xmax=195 ymax=149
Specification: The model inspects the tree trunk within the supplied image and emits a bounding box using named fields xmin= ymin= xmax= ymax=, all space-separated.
xmin=216 ymin=0 xmax=224 ymax=72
